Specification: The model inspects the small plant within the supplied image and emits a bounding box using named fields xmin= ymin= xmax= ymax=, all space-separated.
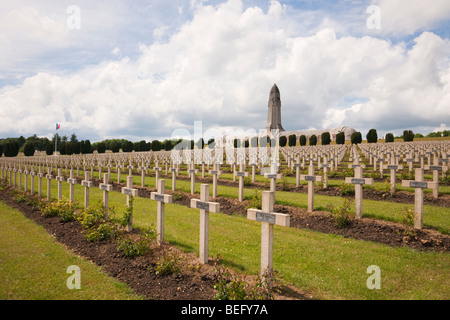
xmin=328 ymin=170 xmax=337 ymax=178
xmin=343 ymin=168 xmax=354 ymax=177
xmin=78 ymin=201 xmax=119 ymax=242
xmin=152 ymin=252 xmax=182 ymax=276
xmin=243 ymin=177 xmax=252 ymax=186
xmin=212 ymin=255 xmax=273 ymax=300
xmin=116 ymin=235 xmax=151 ymax=258
xmin=440 ymin=169 xmax=450 ymax=185
xmin=327 ymin=197 xmax=354 ymax=228
xmin=282 ymin=168 xmax=292 ymax=177
xmin=41 ymin=198 xmax=77 ymax=222
xmin=377 ymin=178 xmax=391 ymax=197
xmin=13 ymin=192 xmax=27 ymax=203
xmin=281 ymin=178 xmax=290 ymax=191
xmin=245 ymin=188 xmax=262 ymax=210
xmin=117 ymin=196 xmax=134 ymax=228
xmin=85 ymin=222 xmax=118 ymax=242
xmin=370 ymin=171 xmax=381 ymax=180
xmin=401 ymin=170 xmax=414 ymax=181
xmin=399 ymin=207 xmax=417 ymax=238
xmin=339 ymin=183 xmax=354 ymax=196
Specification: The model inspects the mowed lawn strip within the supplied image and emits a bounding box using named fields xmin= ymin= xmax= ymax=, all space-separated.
xmin=0 ymin=201 xmax=143 ymax=300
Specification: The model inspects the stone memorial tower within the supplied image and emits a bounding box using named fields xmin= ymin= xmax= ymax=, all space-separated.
xmin=266 ymin=83 xmax=284 ymax=133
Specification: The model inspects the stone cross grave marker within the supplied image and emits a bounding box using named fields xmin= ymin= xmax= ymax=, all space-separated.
xmin=67 ymin=169 xmax=77 ymax=203
xmin=81 ymin=171 xmax=93 ymax=209
xmin=121 ymin=175 xmax=138 ymax=231
xmin=300 ymin=163 xmax=323 ymax=212
xmin=170 ymin=166 xmax=177 ymax=191
xmin=237 ymin=164 xmax=249 ymax=202
xmin=153 ymin=161 xmax=161 ymax=185
xmin=30 ymin=165 xmax=35 ymax=195
xmin=23 ymin=165 xmax=29 ymax=193
xmin=383 ymin=159 xmax=404 ymax=193
xmin=99 ymin=173 xmax=113 ymax=219
xmin=190 ymin=184 xmax=220 ymax=264
xmin=189 ymin=165 xmax=199 ymax=194
xmin=117 ymin=161 xmax=124 ymax=184
xmin=46 ymin=167 xmax=53 ymax=201
xmin=247 ymin=191 xmax=290 ymax=288
xmin=150 ymin=179 xmax=173 ymax=244
xmin=56 ymin=168 xmax=64 ymax=200
xmin=402 ymin=168 xmax=437 ymax=229
xmin=345 ymin=166 xmax=373 ymax=219
xmin=37 ymin=166 xmax=44 ymax=197
xmin=320 ymin=156 xmax=330 ymax=189
xmin=424 ymin=158 xmax=448 ymax=198
xmin=208 ymin=164 xmax=222 ymax=198
xmin=139 ymin=163 xmax=147 ymax=187
xmin=264 ymin=172 xmax=282 ymax=199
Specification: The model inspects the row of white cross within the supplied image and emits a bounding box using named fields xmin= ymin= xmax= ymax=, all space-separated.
xmin=1 ymin=164 xmax=288 ymax=287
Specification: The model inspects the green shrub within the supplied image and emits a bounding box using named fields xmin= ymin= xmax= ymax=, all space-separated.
xmin=245 ymin=188 xmax=262 ymax=210
xmin=399 ymin=207 xmax=417 ymax=238
xmin=213 ymin=256 xmax=273 ymax=300
xmin=336 ymin=132 xmax=345 ymax=145
xmin=299 ymin=135 xmax=306 ymax=146
xmin=327 ymin=197 xmax=354 ymax=228
xmin=41 ymin=198 xmax=77 ymax=222
xmin=321 ymin=132 xmax=331 ymax=145
xmin=351 ymin=132 xmax=362 ymax=145
xmin=366 ymin=129 xmax=378 ymax=143
xmin=288 ymin=134 xmax=297 ymax=147
xmin=309 ymin=135 xmax=317 ymax=146
xmin=153 ymin=253 xmax=182 ymax=276
xmin=339 ymin=183 xmax=355 ymax=196
xmin=385 ymin=133 xmax=394 ymax=143
xmin=23 ymin=142 xmax=35 ymax=156
xmin=403 ymin=130 xmax=414 ymax=142
xmin=117 ymin=236 xmax=151 ymax=257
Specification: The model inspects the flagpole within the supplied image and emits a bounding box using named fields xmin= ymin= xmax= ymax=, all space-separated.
xmin=55 ymin=132 xmax=57 ymax=156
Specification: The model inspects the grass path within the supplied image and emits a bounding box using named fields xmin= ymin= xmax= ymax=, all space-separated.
xmin=0 ymin=200 xmax=143 ymax=300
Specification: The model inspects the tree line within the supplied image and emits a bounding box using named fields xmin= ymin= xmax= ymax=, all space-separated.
xmin=0 ymin=128 xmax=446 ymax=157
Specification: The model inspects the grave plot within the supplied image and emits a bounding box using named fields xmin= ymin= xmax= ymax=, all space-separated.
xmin=0 ymin=139 xmax=448 ymax=300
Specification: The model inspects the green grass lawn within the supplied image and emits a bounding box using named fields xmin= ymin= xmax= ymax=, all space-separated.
xmin=0 ymin=201 xmax=143 ymax=300
xmin=7 ymin=173 xmax=448 ymax=300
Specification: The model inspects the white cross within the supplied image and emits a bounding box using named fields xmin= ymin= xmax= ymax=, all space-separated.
xmin=99 ymin=173 xmax=113 ymax=219
xmin=190 ymin=184 xmax=220 ymax=264
xmin=56 ymin=168 xmax=64 ymax=200
xmin=81 ymin=171 xmax=93 ymax=209
xmin=67 ymin=170 xmax=77 ymax=203
xmin=300 ymin=164 xmax=323 ymax=212
xmin=401 ymin=168 xmax=437 ymax=229
xmin=383 ymin=160 xmax=404 ymax=193
xmin=236 ymin=164 xmax=249 ymax=202
xmin=150 ymin=179 xmax=173 ymax=244
xmin=345 ymin=166 xmax=373 ymax=219
xmin=247 ymin=191 xmax=290 ymax=288
xmin=208 ymin=164 xmax=222 ymax=198
xmin=121 ymin=175 xmax=137 ymax=231
xmin=264 ymin=172 xmax=283 ymax=198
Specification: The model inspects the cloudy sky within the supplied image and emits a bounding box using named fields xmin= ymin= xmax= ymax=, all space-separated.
xmin=1 ymin=0 xmax=450 ymax=142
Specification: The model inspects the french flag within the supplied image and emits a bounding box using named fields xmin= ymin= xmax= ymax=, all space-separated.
xmin=56 ymin=123 xmax=60 ymax=130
